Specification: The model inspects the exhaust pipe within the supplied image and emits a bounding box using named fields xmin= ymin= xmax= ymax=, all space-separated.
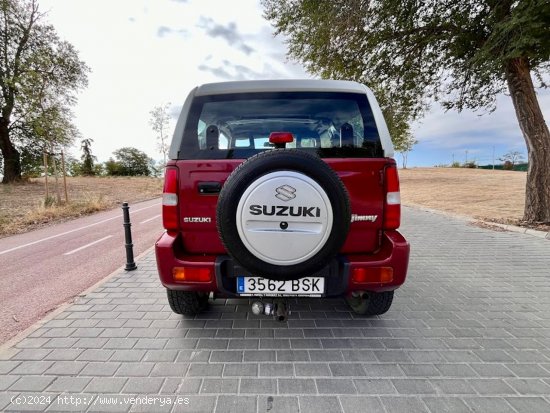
xmin=251 ymin=299 xmax=289 ymax=321
xmin=251 ymin=301 xmax=264 ymax=315
xmin=274 ymin=299 xmax=288 ymax=322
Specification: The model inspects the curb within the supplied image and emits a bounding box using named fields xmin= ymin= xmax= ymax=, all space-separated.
xmin=0 ymin=245 xmax=156 ymax=356
xmin=403 ymin=204 xmax=550 ymax=240
xmin=481 ymin=221 xmax=550 ymax=239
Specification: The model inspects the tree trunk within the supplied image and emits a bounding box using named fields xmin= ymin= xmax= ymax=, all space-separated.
xmin=0 ymin=118 xmax=22 ymax=184
xmin=504 ymin=57 xmax=550 ymax=224
xmin=52 ymin=150 xmax=61 ymax=204
xmin=400 ymin=152 xmax=408 ymax=169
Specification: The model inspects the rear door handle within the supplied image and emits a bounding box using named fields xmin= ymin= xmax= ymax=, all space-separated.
xmin=198 ymin=182 xmax=222 ymax=194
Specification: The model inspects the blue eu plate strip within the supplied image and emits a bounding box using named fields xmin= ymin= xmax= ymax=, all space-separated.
xmin=237 ymin=277 xmax=245 ymax=293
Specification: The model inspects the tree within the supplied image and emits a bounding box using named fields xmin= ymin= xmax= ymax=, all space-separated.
xmin=149 ymin=158 xmax=164 ymax=178
xmin=19 ymin=143 xmax=43 ymax=177
xmin=263 ymin=0 xmax=550 ymax=224
xmin=104 ymin=158 xmax=121 ymax=176
xmin=65 ymin=154 xmax=81 ymax=176
xmin=394 ymin=133 xmax=418 ymax=169
xmin=149 ymin=103 xmax=171 ymax=166
xmin=23 ymin=100 xmax=80 ymax=179
xmin=0 ymin=0 xmax=88 ymax=183
xmin=499 ymin=150 xmax=525 ymax=169
xmin=107 ymin=147 xmax=152 ymax=176
xmin=80 ymin=138 xmax=96 ymax=176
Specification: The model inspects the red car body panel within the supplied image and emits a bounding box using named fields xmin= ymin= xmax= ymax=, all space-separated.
xmin=155 ymin=229 xmax=409 ymax=294
xmin=174 ymin=158 xmax=386 ymax=254
xmin=155 ymin=157 xmax=410 ymax=296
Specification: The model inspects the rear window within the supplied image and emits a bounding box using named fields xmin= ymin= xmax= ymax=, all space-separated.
xmin=179 ymin=92 xmax=382 ymax=159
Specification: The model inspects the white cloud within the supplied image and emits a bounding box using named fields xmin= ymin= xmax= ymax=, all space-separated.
xmin=38 ymin=0 xmax=308 ymax=162
xmin=412 ymin=86 xmax=550 ymax=154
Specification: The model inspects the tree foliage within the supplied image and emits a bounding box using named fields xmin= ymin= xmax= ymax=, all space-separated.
xmin=106 ymin=147 xmax=152 ymax=176
xmin=0 ymin=0 xmax=88 ymax=183
xmin=262 ymin=0 xmax=550 ymax=223
xmin=67 ymin=156 xmax=103 ymax=177
xmin=394 ymin=133 xmax=418 ymax=169
xmin=19 ymin=143 xmax=43 ymax=177
xmin=80 ymin=138 xmax=96 ymax=176
xmin=263 ymin=0 xmax=549 ymax=114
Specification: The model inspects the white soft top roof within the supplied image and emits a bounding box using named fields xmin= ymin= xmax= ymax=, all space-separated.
xmin=195 ymin=79 xmax=367 ymax=96
xmin=169 ymin=79 xmax=394 ymax=159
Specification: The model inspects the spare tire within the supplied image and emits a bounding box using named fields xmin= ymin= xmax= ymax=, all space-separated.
xmin=216 ymin=149 xmax=351 ymax=281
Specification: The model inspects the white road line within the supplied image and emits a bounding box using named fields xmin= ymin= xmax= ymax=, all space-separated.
xmin=63 ymin=235 xmax=113 ymax=256
xmin=140 ymin=214 xmax=161 ymax=224
xmin=0 ymin=202 xmax=160 ymax=256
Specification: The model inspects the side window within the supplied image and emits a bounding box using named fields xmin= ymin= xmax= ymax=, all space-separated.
xmin=300 ymin=138 xmax=317 ymax=148
xmin=348 ymin=114 xmax=365 ymax=146
xmin=197 ymin=119 xmax=228 ymax=149
xmin=254 ymin=137 xmax=269 ymax=148
xmin=219 ymin=134 xmax=228 ymax=149
xmin=197 ymin=120 xmax=206 ymax=149
xmin=234 ymin=138 xmax=251 ymax=148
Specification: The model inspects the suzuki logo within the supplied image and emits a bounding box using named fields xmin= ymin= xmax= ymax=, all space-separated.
xmin=275 ymin=185 xmax=296 ymax=201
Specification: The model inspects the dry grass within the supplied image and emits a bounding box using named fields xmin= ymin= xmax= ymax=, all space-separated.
xmin=0 ymin=176 xmax=162 ymax=237
xmin=398 ymin=167 xmax=550 ymax=229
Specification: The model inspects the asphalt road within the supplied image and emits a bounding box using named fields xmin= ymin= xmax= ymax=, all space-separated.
xmin=0 ymin=198 xmax=162 ymax=344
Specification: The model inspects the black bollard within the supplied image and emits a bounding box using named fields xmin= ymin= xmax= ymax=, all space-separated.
xmin=122 ymin=202 xmax=137 ymax=271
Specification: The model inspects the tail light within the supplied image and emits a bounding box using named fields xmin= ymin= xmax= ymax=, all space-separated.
xmin=383 ymin=164 xmax=401 ymax=229
xmin=173 ymin=266 xmax=212 ymax=282
xmin=162 ymin=167 xmax=179 ymax=230
xmin=352 ymin=267 xmax=394 ymax=283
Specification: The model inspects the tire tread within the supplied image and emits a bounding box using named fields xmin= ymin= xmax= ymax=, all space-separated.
xmin=166 ymin=290 xmax=208 ymax=315
xmin=346 ymin=291 xmax=394 ymax=316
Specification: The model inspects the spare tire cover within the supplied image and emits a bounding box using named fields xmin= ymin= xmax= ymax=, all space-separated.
xmin=216 ymin=149 xmax=351 ymax=281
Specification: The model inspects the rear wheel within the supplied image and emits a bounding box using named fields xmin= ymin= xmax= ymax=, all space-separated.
xmin=167 ymin=290 xmax=209 ymax=315
xmin=346 ymin=291 xmax=394 ymax=316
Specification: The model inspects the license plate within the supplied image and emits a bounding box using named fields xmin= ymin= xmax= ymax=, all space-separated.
xmin=237 ymin=276 xmax=324 ymax=297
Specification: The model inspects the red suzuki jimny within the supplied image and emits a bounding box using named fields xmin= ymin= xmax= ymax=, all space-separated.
xmin=155 ymin=79 xmax=410 ymax=320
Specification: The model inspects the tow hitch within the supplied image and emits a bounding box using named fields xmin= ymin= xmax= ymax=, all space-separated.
xmin=251 ymin=298 xmax=290 ymax=322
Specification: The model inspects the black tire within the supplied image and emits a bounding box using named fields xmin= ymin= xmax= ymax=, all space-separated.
xmin=346 ymin=291 xmax=394 ymax=316
xmin=166 ymin=289 xmax=209 ymax=315
xmin=216 ymin=149 xmax=351 ymax=281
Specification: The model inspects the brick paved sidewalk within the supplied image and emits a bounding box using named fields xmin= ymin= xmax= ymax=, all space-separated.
xmin=1 ymin=206 xmax=549 ymax=412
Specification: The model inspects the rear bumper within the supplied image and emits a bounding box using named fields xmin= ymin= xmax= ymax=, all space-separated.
xmin=155 ymin=230 xmax=410 ymax=297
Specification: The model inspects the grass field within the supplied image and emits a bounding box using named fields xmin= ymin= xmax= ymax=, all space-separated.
xmin=0 ymin=176 xmax=162 ymax=238
xmin=398 ymin=167 xmax=539 ymax=226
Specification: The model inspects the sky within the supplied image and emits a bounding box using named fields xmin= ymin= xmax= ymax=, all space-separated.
xmin=38 ymin=0 xmax=550 ymax=168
